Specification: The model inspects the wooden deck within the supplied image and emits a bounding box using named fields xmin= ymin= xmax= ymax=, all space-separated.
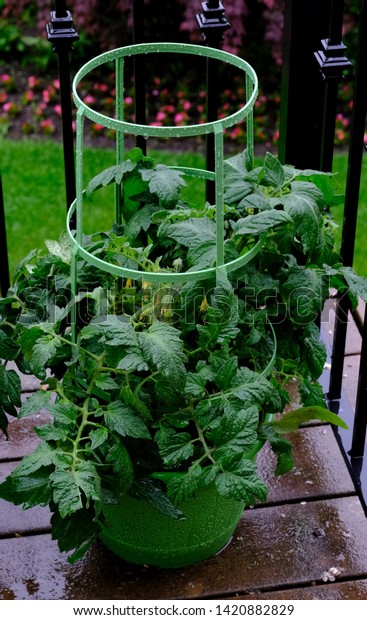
xmin=1 ymin=306 xmax=367 ymax=600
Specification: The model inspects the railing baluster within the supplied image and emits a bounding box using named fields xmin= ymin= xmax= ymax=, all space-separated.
xmin=133 ymin=0 xmax=147 ymax=155
xmin=0 ymin=174 xmax=10 ymax=297
xmin=46 ymin=2 xmax=79 ymax=226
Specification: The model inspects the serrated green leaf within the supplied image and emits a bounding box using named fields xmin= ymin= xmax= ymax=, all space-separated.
xmin=106 ymin=442 xmax=134 ymax=492
xmin=156 ymin=427 xmax=194 ymax=466
xmin=342 ymin=267 xmax=367 ymax=304
xmin=0 ymin=337 xmax=20 ymax=360
xmin=104 ymin=401 xmax=150 ymax=439
xmin=160 ymin=216 xmax=216 ymax=248
xmin=120 ymin=385 xmax=152 ymax=421
xmin=301 ymin=323 xmax=327 ymax=380
xmin=298 ymin=378 xmax=327 ymax=408
xmin=31 ymin=335 xmax=62 ymax=372
xmin=89 ymin=427 xmax=109 ymax=450
xmin=215 ymin=357 xmax=238 ymax=390
xmin=232 ymin=210 xmax=292 ymax=236
xmin=261 ymin=427 xmax=294 ymax=475
xmin=141 ymin=165 xmax=186 ymax=206
xmin=85 ymin=160 xmax=136 ymax=196
xmin=165 ymin=463 xmax=202 ymax=505
xmin=117 ymin=352 xmax=149 ymax=372
xmin=279 ymin=183 xmax=323 ymax=252
xmin=138 ymin=321 xmax=187 ymax=388
xmin=228 ymin=367 xmax=273 ymax=405
xmin=18 ymin=390 xmax=52 ymax=418
xmin=184 ymin=372 xmax=206 ymax=398
xmin=95 ymin=375 xmax=119 ymax=391
xmin=50 ymin=509 xmax=98 ymax=560
xmin=0 ymin=467 xmax=53 ymax=508
xmin=211 ymin=406 xmax=259 ymax=458
xmin=262 ymin=152 xmax=285 ymax=188
xmin=4 ymin=369 xmax=22 ymax=407
xmin=224 ymin=181 xmax=253 ymax=205
xmin=50 ymin=461 xmax=101 ymax=518
xmin=215 ymin=457 xmax=268 ymax=505
xmin=271 ymin=406 xmax=348 ymax=433
xmin=130 ymin=478 xmax=184 ymax=519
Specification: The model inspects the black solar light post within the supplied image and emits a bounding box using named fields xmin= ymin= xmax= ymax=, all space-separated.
xmin=196 ymin=1 xmax=230 ymax=204
xmin=46 ymin=1 xmax=79 ymax=225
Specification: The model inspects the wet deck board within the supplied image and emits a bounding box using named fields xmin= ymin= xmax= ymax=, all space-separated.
xmin=1 ymin=400 xmax=367 ymax=600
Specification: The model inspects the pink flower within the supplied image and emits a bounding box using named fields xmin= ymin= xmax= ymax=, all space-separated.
xmin=150 ymin=121 xmax=162 ymax=126
xmin=165 ymin=105 xmax=175 ymax=114
xmin=84 ymin=94 xmax=95 ymax=105
xmin=42 ymin=89 xmax=50 ymax=103
xmin=156 ymin=111 xmax=166 ymax=121
xmin=53 ymin=79 xmax=60 ymax=89
xmin=3 ymin=102 xmax=12 ymax=112
xmin=174 ymin=112 xmax=185 ymax=124
xmin=40 ymin=119 xmax=55 ymax=135
xmin=124 ymin=96 xmax=133 ymax=105
xmin=28 ymin=76 xmax=39 ymax=89
xmin=183 ymin=101 xmax=191 ymax=111
xmin=54 ymin=104 xmax=62 ymax=116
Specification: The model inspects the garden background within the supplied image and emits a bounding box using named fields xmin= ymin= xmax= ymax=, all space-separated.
xmin=1 ymin=0 xmax=367 ymax=276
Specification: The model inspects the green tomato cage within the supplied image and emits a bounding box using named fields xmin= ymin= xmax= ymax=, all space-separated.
xmin=68 ymin=42 xmax=260 ymax=340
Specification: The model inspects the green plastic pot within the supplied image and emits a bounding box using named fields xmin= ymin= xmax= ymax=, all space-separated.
xmin=99 ymin=484 xmax=245 ymax=569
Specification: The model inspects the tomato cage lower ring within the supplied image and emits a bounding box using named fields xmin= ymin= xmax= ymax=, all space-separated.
xmin=67 ymin=42 xmax=260 ymax=330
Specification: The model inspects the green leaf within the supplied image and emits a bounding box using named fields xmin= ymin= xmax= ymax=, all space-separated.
xmin=138 ymin=321 xmax=187 ymax=388
xmin=130 ymin=478 xmax=184 ymax=519
xmin=215 ymin=357 xmax=238 ymax=391
xmin=106 ymin=442 xmax=134 ymax=492
xmin=31 ymin=335 xmax=62 ymax=372
xmin=279 ymin=183 xmax=322 ymax=252
xmin=184 ymin=372 xmax=206 ymax=398
xmin=301 ymin=323 xmax=327 ymax=380
xmin=89 ymin=427 xmax=109 ymax=450
xmin=18 ymin=390 xmax=51 ymax=418
xmin=156 ymin=427 xmax=194 ymax=467
xmin=210 ymin=406 xmax=259 ymax=459
xmin=0 ymin=337 xmax=20 ymax=360
xmin=228 ymin=367 xmax=274 ymax=405
xmin=95 ymin=375 xmax=119 ymax=392
xmin=104 ymin=401 xmax=150 ymax=439
xmin=215 ymin=457 xmax=268 ymax=505
xmin=50 ymin=461 xmax=101 ymax=518
xmin=261 ymin=427 xmax=294 ymax=475
xmin=5 ymin=369 xmax=22 ymax=407
xmin=125 ymin=205 xmax=154 ymax=241
xmin=117 ymin=352 xmax=149 ymax=373
xmin=160 ymin=216 xmax=216 ymax=248
xmin=0 ymin=467 xmax=53 ymax=508
xmin=141 ymin=165 xmax=186 ymax=206
xmin=299 ymin=378 xmax=327 ymax=408
xmin=51 ymin=509 xmax=98 ymax=562
xmin=120 ymin=385 xmax=152 ymax=421
xmin=262 ymin=152 xmax=285 ymax=188
xmin=85 ymin=160 xmax=136 ymax=196
xmin=224 ymin=181 xmax=253 ymax=205
xmin=342 ymin=267 xmax=367 ymax=303
xmin=231 ymin=210 xmax=292 ymax=236
xmin=283 ymin=264 xmax=327 ymax=325
xmin=271 ymin=406 xmax=348 ymax=433
xmin=164 ymin=463 xmax=203 ymax=505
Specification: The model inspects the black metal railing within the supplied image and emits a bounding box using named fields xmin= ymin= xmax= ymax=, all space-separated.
xmin=1 ymin=0 xmax=367 ymax=500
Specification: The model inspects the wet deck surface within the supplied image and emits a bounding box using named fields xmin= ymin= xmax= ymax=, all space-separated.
xmin=1 ymin=309 xmax=367 ymax=600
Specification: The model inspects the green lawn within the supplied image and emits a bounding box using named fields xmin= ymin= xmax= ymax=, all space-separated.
xmin=1 ymin=138 xmax=367 ymax=279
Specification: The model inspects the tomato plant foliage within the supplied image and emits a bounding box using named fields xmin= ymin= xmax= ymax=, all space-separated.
xmin=0 ymin=148 xmax=359 ymax=561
